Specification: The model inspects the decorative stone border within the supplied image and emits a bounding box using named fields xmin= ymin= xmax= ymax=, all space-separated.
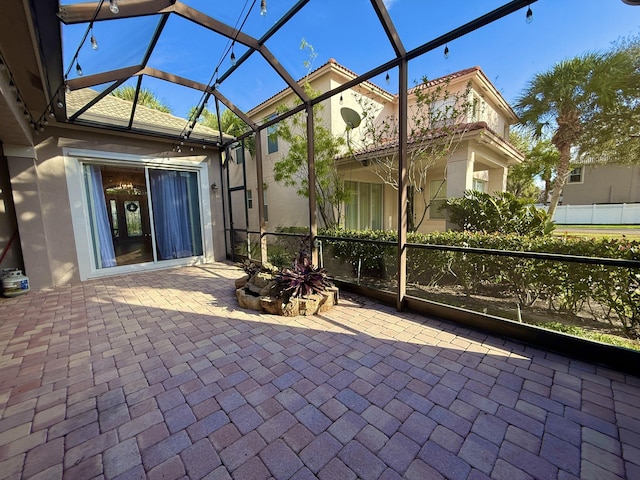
xmin=234 ymin=274 xmax=339 ymax=316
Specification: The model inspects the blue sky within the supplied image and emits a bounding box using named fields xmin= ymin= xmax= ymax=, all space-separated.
xmin=63 ymin=0 xmax=640 ymax=119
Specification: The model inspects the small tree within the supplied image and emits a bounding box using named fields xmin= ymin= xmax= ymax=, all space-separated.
xmin=272 ymin=83 xmax=348 ymax=229
xmin=111 ymin=86 xmax=172 ymax=113
xmin=355 ymin=77 xmax=474 ymax=231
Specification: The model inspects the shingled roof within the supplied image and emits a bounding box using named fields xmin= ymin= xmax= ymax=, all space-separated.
xmin=66 ymin=89 xmax=228 ymax=142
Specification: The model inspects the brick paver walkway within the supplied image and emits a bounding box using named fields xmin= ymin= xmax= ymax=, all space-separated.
xmin=1 ymin=263 xmax=639 ymax=479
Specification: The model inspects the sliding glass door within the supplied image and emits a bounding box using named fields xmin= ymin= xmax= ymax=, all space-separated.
xmin=83 ymin=163 xmax=204 ymax=270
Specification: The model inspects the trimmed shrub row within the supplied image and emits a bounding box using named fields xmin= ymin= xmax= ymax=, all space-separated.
xmin=319 ymin=229 xmax=640 ymax=339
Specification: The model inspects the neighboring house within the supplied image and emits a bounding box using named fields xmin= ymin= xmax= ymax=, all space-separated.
xmin=561 ymin=159 xmax=640 ymax=205
xmin=546 ymin=159 xmax=640 ymax=225
xmin=239 ymin=59 xmax=394 ymax=231
xmin=237 ymin=61 xmax=523 ymax=233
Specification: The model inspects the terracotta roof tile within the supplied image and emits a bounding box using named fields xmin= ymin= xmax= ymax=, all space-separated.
xmin=407 ymin=67 xmax=481 ymax=94
xmin=338 ymin=121 xmax=522 ymax=161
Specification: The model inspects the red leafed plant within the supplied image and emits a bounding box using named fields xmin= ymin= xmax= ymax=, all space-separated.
xmin=273 ymin=245 xmax=331 ymax=300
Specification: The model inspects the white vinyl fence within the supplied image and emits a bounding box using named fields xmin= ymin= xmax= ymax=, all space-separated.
xmin=545 ymin=203 xmax=640 ymax=225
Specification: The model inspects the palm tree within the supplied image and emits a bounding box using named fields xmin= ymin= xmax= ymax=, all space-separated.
xmin=111 ymin=86 xmax=172 ymax=114
xmin=198 ymin=107 xmax=254 ymax=155
xmin=515 ymin=49 xmax=640 ymax=217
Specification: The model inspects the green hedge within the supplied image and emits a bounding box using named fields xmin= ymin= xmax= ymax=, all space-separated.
xmin=319 ymin=229 xmax=640 ymax=339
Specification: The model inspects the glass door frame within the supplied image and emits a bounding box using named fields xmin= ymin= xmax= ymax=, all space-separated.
xmin=64 ymin=148 xmax=214 ymax=280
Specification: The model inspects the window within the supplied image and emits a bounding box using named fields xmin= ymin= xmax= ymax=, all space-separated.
xmin=344 ymin=181 xmax=383 ymax=230
xmin=267 ymin=116 xmax=278 ymax=154
xmin=472 ymin=94 xmax=483 ymax=121
xmin=247 ymin=189 xmax=268 ymax=220
xmin=568 ymin=166 xmax=583 ymax=183
xmin=235 ymin=145 xmax=245 ymax=164
xmin=472 ymin=179 xmax=486 ymax=192
xmin=429 ymin=179 xmax=447 ymax=220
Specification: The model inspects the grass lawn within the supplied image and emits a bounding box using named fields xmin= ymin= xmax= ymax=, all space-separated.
xmin=554 ymin=225 xmax=640 ymax=241
xmin=556 ymin=224 xmax=640 ymax=229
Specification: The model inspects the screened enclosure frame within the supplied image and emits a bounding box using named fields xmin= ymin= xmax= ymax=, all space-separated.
xmin=31 ymin=0 xmax=537 ymax=311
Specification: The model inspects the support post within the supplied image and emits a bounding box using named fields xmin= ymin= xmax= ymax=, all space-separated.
xmin=255 ymin=129 xmax=267 ymax=264
xmin=306 ymin=103 xmax=318 ymax=265
xmin=397 ymin=59 xmax=408 ymax=311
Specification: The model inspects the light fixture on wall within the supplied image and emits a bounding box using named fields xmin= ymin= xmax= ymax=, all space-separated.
xmin=211 ymin=183 xmax=218 ymax=191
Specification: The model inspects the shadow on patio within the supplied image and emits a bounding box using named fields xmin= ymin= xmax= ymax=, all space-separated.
xmin=0 ymin=263 xmax=639 ymax=479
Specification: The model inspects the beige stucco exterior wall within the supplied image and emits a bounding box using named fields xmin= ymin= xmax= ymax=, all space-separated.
xmin=241 ymin=64 xmax=394 ymax=231
xmin=561 ymin=164 xmax=640 ymax=205
xmin=5 ymin=127 xmax=225 ymax=289
xmin=5 ymin=148 xmax=54 ymax=289
xmin=239 ymin=64 xmax=519 ymax=235
xmin=0 ymin=153 xmax=22 ymax=272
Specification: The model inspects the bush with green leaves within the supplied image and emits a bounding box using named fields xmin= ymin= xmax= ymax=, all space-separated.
xmin=319 ymin=228 xmax=640 ymax=339
xmin=444 ymin=190 xmax=555 ymax=236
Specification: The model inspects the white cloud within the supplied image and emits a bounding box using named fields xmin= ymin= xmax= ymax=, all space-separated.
xmin=383 ymin=0 xmax=398 ymax=10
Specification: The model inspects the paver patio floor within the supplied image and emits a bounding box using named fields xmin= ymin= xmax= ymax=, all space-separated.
xmin=0 ymin=263 xmax=639 ymax=479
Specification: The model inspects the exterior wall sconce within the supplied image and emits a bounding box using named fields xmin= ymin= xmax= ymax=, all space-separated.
xmin=211 ymin=183 xmax=218 ymax=191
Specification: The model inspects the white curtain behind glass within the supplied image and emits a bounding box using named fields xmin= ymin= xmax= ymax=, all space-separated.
xmin=87 ymin=165 xmax=117 ymax=268
xmin=149 ymin=169 xmax=198 ymax=260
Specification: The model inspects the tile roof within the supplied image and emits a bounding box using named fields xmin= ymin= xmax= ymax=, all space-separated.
xmin=338 ymin=121 xmax=523 ymax=162
xmin=407 ymin=66 xmax=482 ymax=94
xmin=66 ymin=88 xmax=228 ymax=141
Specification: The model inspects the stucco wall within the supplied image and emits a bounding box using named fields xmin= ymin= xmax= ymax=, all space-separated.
xmin=6 ymin=127 xmax=225 ymax=289
xmin=562 ymin=164 xmax=640 ymax=205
